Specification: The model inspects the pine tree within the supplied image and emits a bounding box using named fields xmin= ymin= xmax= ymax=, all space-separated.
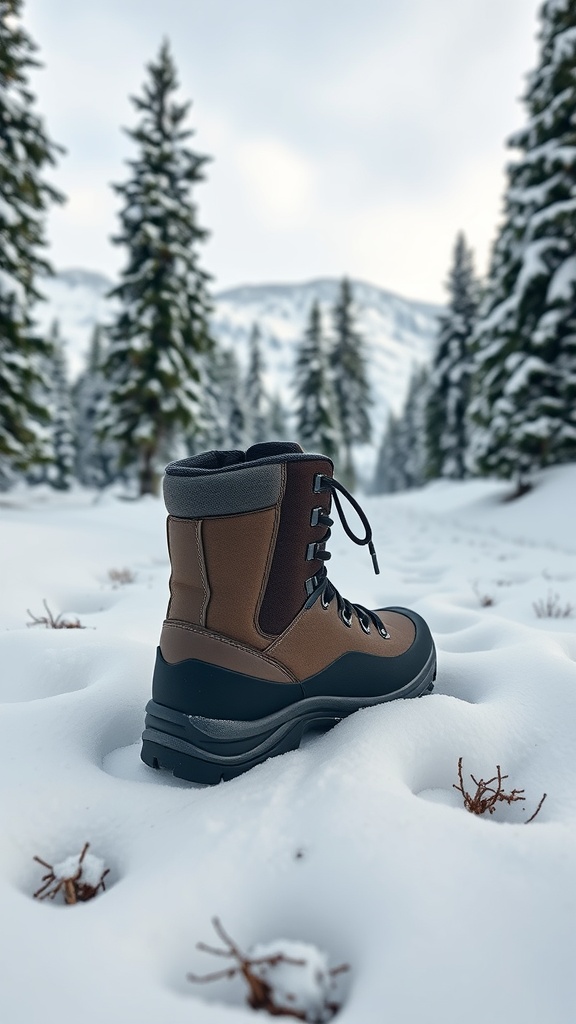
xmin=372 ymin=365 xmax=430 ymax=494
xmin=45 ymin=321 xmax=74 ymax=490
xmin=426 ymin=234 xmax=478 ymax=480
xmin=74 ymin=325 xmax=118 ymax=487
xmin=372 ymin=414 xmax=405 ymax=494
xmin=469 ymin=0 xmax=576 ymax=487
xmin=267 ymin=392 xmax=289 ymax=441
xmin=200 ymin=342 xmax=247 ymax=451
xmin=331 ymin=278 xmax=371 ymax=487
xmin=245 ymin=322 xmax=267 ymax=444
xmin=225 ymin=349 xmax=248 ymax=449
xmin=294 ymin=300 xmax=340 ymax=459
xmin=403 ymin=364 xmax=430 ymax=488
xmin=102 ymin=40 xmax=213 ymax=496
xmin=0 ymin=0 xmax=64 ymax=485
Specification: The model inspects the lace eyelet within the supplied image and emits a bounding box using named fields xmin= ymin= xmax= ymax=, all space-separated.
xmin=310 ymin=506 xmax=324 ymax=527
xmin=378 ymin=624 xmax=390 ymax=639
xmin=360 ymin=617 xmax=371 ymax=635
xmin=321 ymin=592 xmax=330 ymax=610
xmin=340 ymin=607 xmax=353 ymax=628
xmin=304 ymin=575 xmax=320 ymax=597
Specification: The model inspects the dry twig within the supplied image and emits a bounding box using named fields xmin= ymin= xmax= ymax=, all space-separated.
xmin=472 ymin=581 xmax=494 ymax=607
xmin=188 ymin=917 xmax=348 ymax=1021
xmin=533 ymin=590 xmax=573 ymax=619
xmin=453 ymin=757 xmax=546 ymax=822
xmin=108 ymin=567 xmax=136 ymax=586
xmin=33 ymin=842 xmax=109 ymax=904
xmin=27 ymin=599 xmax=84 ymax=630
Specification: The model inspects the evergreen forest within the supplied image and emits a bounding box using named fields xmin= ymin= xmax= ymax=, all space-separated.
xmin=1 ymin=0 xmax=575 ymax=496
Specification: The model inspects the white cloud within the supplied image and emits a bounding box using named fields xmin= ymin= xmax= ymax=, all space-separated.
xmin=235 ymin=138 xmax=319 ymax=229
xmin=24 ymin=0 xmax=543 ymax=300
xmin=323 ymin=155 xmax=508 ymax=301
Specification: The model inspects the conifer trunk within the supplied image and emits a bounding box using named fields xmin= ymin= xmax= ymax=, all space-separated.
xmin=139 ymin=447 xmax=159 ymax=496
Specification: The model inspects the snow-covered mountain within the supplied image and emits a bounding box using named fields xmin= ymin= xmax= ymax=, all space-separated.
xmin=36 ymin=269 xmax=113 ymax=377
xmin=214 ymin=279 xmax=440 ymax=420
xmin=36 ymin=269 xmax=441 ymax=435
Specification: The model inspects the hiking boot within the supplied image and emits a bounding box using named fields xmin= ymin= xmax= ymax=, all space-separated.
xmin=141 ymin=442 xmax=436 ymax=783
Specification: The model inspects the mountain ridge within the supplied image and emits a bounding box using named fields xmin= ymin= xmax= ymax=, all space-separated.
xmin=36 ymin=269 xmax=442 ymax=473
xmin=216 ymin=276 xmax=440 ymax=317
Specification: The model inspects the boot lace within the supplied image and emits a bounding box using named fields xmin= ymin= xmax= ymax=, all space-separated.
xmin=304 ymin=474 xmax=390 ymax=638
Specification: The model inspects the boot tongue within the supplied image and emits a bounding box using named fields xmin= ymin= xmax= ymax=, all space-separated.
xmin=246 ymin=441 xmax=304 ymax=460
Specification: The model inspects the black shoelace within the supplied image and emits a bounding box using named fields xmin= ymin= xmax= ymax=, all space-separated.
xmin=305 ymin=474 xmax=390 ymax=638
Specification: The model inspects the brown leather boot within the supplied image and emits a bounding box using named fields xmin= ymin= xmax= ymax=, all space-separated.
xmin=141 ymin=442 xmax=436 ymax=783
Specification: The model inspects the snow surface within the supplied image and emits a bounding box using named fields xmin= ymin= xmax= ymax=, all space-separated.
xmin=52 ymin=851 xmax=106 ymax=889
xmin=247 ymin=939 xmax=339 ymax=1022
xmin=1 ymin=467 xmax=576 ymax=1023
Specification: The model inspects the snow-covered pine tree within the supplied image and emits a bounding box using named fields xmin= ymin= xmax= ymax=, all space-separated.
xmin=403 ymin=364 xmax=430 ymax=488
xmin=200 ymin=341 xmax=247 ymax=451
xmin=73 ymin=325 xmax=119 ymax=487
xmin=102 ymin=40 xmax=213 ymax=496
xmin=224 ymin=349 xmax=249 ymax=449
xmin=469 ymin=0 xmax=576 ymax=487
xmin=196 ymin=341 xmax=226 ymax=452
xmin=45 ymin=321 xmax=74 ymax=490
xmin=372 ymin=414 xmax=405 ymax=494
xmin=27 ymin=320 xmax=74 ymax=489
xmin=0 ymin=0 xmax=64 ymax=486
xmin=426 ymin=233 xmax=478 ymax=480
xmin=372 ymin=365 xmax=430 ymax=493
xmin=331 ymin=278 xmax=371 ymax=487
xmin=267 ymin=392 xmax=289 ymax=441
xmin=224 ymin=349 xmax=248 ymax=449
xmin=294 ymin=300 xmax=340 ymax=459
xmin=245 ymin=322 xmax=267 ymax=444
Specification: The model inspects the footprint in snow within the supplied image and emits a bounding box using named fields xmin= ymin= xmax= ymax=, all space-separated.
xmin=102 ymin=741 xmax=202 ymax=789
xmin=50 ymin=590 xmax=121 ymax=616
xmin=0 ymin=630 xmax=103 ymax=703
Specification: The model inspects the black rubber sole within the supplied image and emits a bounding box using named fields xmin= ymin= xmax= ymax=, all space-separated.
xmin=141 ymin=646 xmax=436 ymax=785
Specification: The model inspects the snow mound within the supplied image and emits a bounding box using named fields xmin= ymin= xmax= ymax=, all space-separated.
xmin=1 ymin=466 xmax=576 ymax=1023
xmin=249 ymin=939 xmax=345 ymax=1023
xmin=52 ymin=851 xmax=106 ymax=889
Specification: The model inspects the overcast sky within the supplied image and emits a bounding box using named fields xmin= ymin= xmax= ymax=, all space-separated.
xmin=25 ymin=0 xmax=542 ymax=303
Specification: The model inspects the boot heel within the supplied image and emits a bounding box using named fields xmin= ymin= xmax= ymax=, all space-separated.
xmin=141 ymin=705 xmax=305 ymax=784
xmin=141 ymin=738 xmax=227 ymax=785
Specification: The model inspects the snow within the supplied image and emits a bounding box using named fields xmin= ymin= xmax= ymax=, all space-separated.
xmin=504 ymin=354 xmax=551 ymax=396
xmin=248 ymin=939 xmax=340 ymax=1022
xmin=531 ymin=196 xmax=576 ymax=230
xmin=36 ymin=271 xmax=441 ymax=457
xmin=1 ymin=466 xmax=576 ymax=1023
xmin=515 ymin=238 xmax=556 ymax=294
xmin=53 ymin=851 xmax=106 ymax=889
xmin=547 ymin=255 xmax=576 ymax=302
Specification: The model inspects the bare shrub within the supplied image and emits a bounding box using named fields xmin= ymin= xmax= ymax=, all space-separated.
xmin=33 ymin=842 xmax=109 ymax=904
xmin=454 ymin=757 xmax=546 ymax=823
xmin=188 ymin=917 xmax=349 ymax=1021
xmin=533 ymin=590 xmax=573 ymax=619
xmin=108 ymin=567 xmax=136 ymax=586
xmin=472 ymin=581 xmax=494 ymax=607
xmin=27 ymin=599 xmax=84 ymax=629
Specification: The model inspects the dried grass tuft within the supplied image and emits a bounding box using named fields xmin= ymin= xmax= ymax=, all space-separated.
xmin=188 ymin=917 xmax=348 ymax=1021
xmin=27 ymin=599 xmax=84 ymax=629
xmin=453 ymin=757 xmax=546 ymax=823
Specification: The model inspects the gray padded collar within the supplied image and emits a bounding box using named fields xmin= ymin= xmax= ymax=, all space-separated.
xmin=164 ymin=462 xmax=284 ymax=518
